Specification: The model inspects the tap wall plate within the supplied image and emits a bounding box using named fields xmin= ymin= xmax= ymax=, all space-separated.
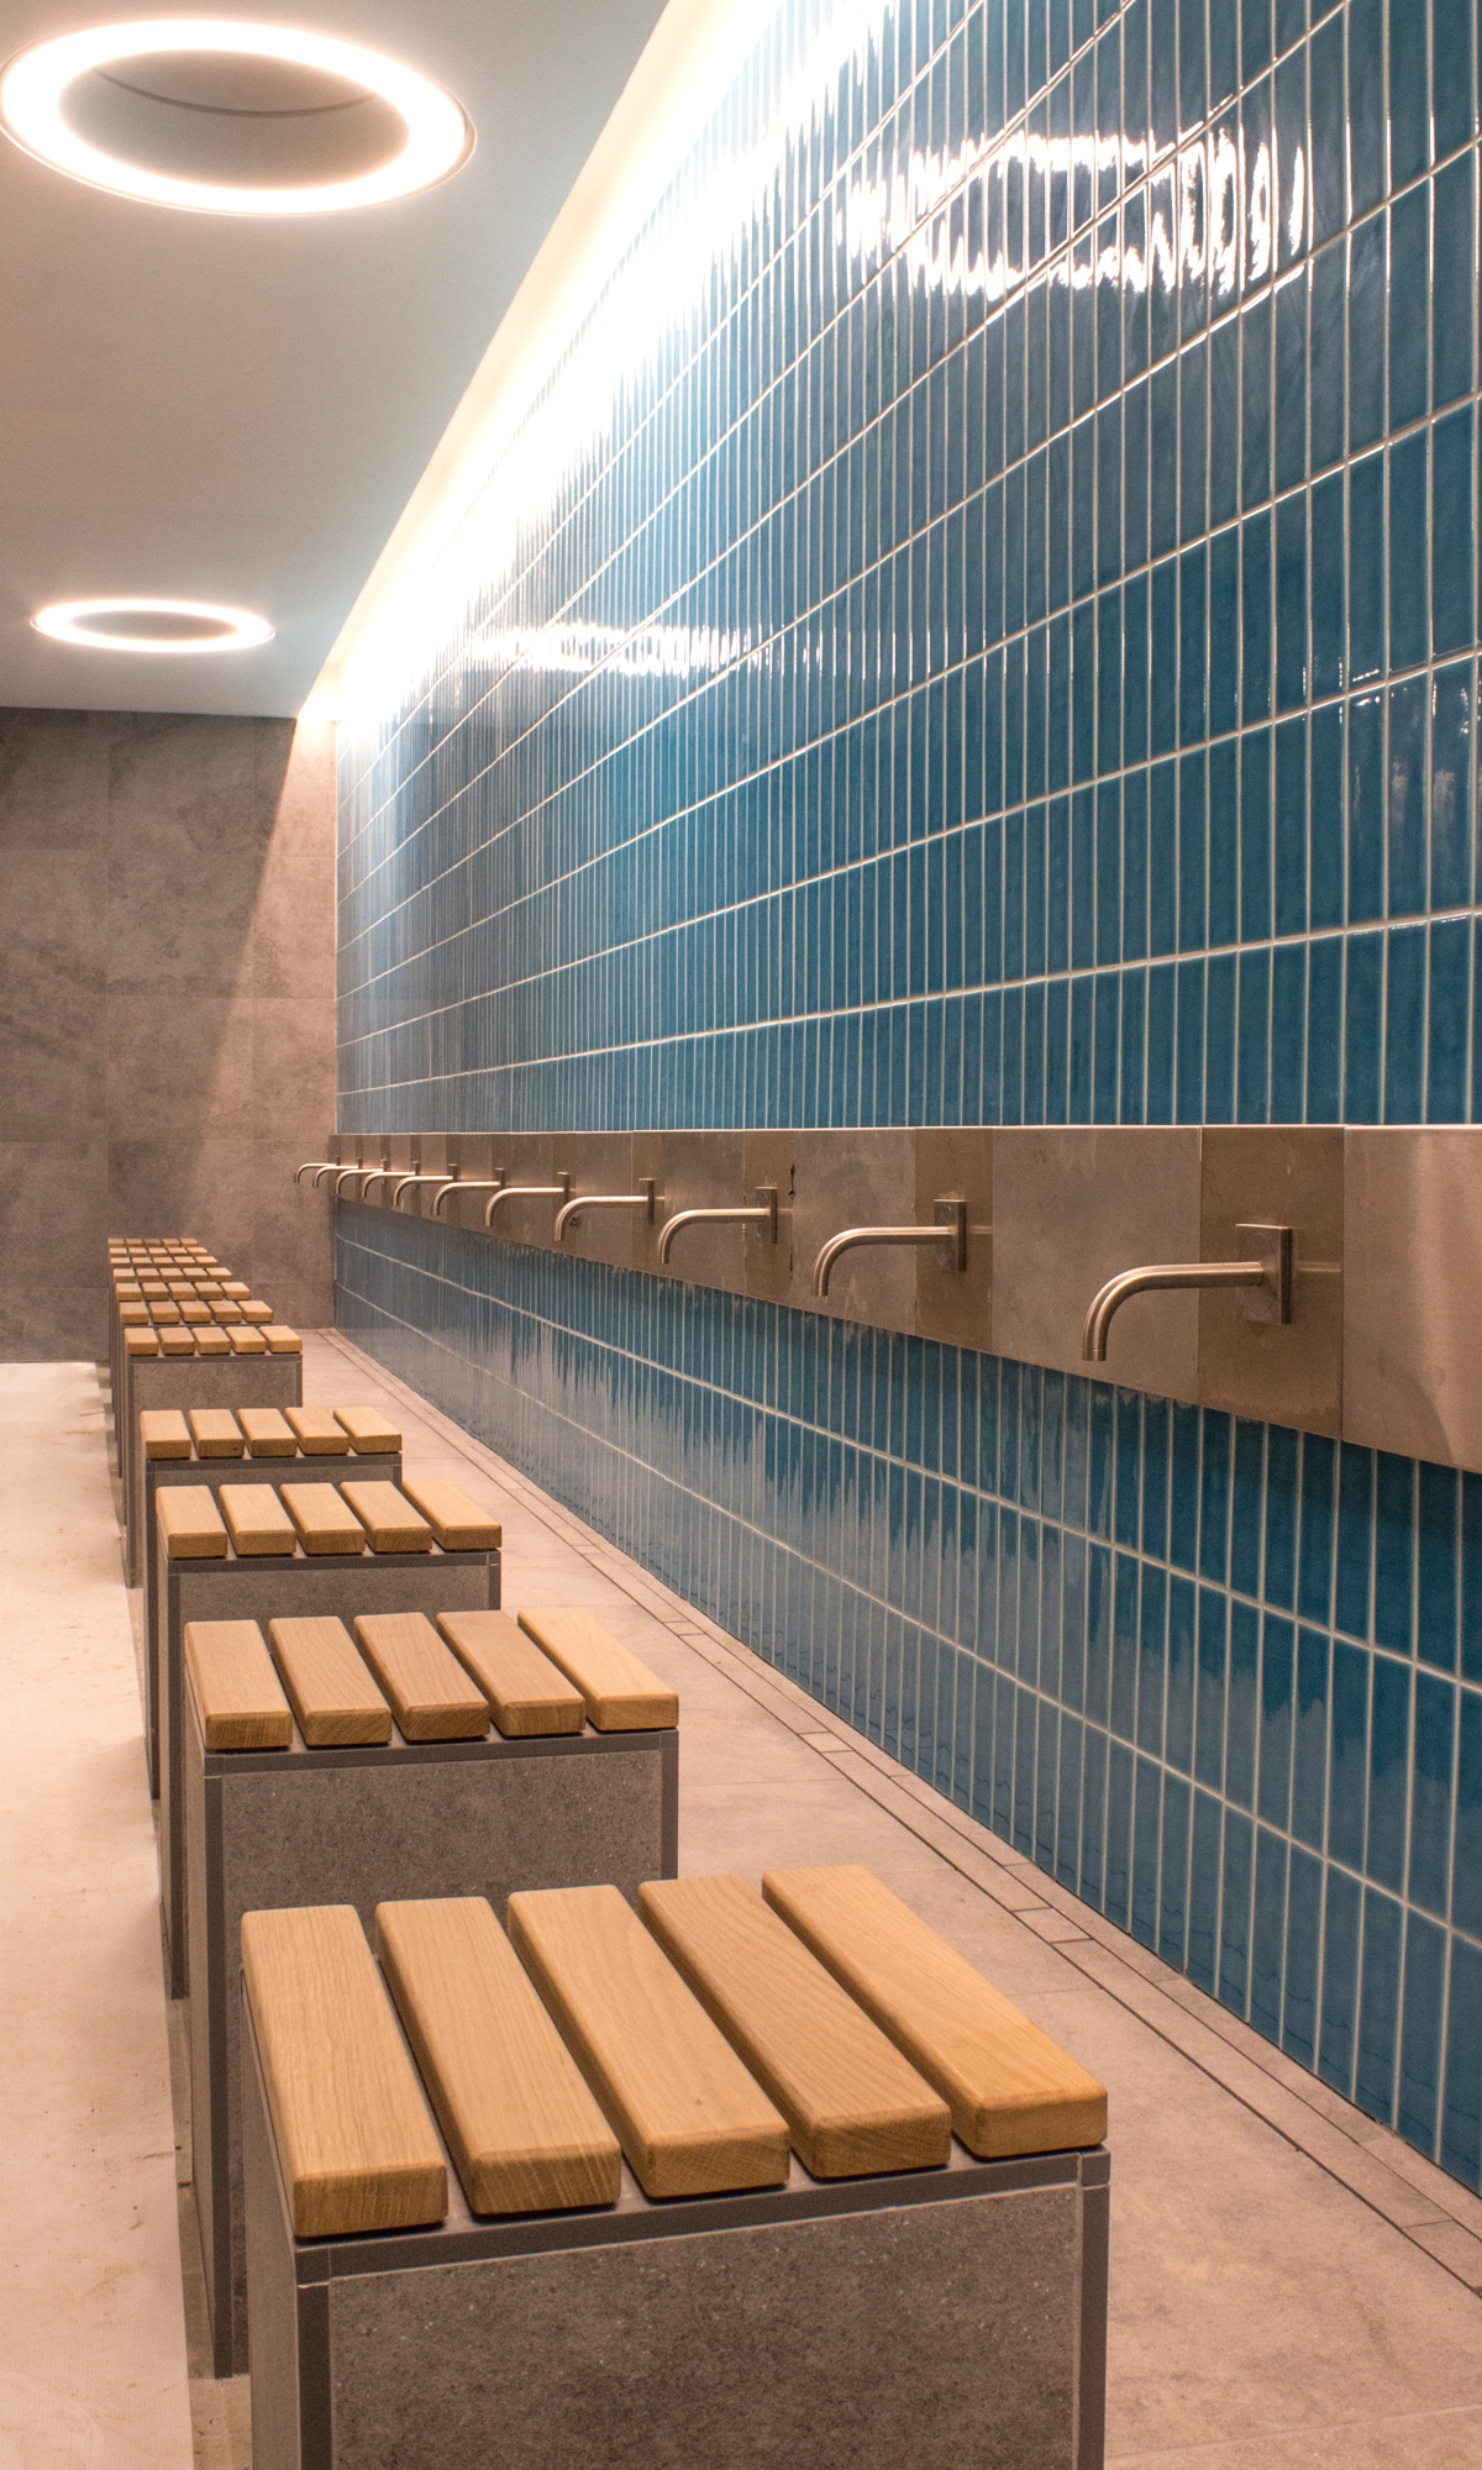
xmin=322 ymin=1124 xmax=1482 ymax=1472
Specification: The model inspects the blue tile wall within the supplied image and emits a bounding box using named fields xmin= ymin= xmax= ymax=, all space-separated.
xmin=337 ymin=0 xmax=1482 ymax=2189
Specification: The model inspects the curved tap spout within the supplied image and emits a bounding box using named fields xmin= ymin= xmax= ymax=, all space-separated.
xmin=358 ymin=1165 xmax=397 ymax=1202
xmin=658 ymin=1187 xmax=779 ymax=1266
xmin=312 ymin=1162 xmax=344 ymax=1190
xmin=333 ymin=1163 xmax=373 ymax=1196
xmin=433 ymin=1176 xmax=505 ymax=1219
xmin=1082 ymin=1223 xmax=1293 ymax=1362
xmin=390 ymin=1171 xmax=450 ymax=1208
xmin=484 ymin=1174 xmax=571 ymax=1229
xmin=293 ymin=1160 xmax=338 ymax=1186
xmin=811 ymin=1198 xmax=968 ymax=1297
xmin=554 ymin=1179 xmax=657 ymax=1245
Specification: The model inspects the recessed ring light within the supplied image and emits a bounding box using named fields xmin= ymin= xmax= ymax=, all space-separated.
xmin=32 ymin=598 xmax=275 ymax=653
xmin=0 ymin=20 xmax=473 ymax=215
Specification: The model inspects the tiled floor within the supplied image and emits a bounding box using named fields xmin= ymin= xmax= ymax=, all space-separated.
xmin=10 ymin=1345 xmax=1482 ymax=2468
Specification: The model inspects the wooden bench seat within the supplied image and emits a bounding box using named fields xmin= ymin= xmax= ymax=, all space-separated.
xmin=280 ymin=1484 xmax=365 ymax=1555
xmin=184 ymin=1621 xmax=292 ymax=1751
xmin=269 ymin=1617 xmax=393 ymax=1746
xmin=238 ymin=1408 xmax=297 ymax=1457
xmin=188 ymin=1408 xmax=245 ymax=1459
xmin=242 ymin=1907 xmax=446 ymax=2239
xmin=220 ymin=1485 xmax=298 ymax=1558
xmin=285 ymin=1407 xmax=351 ymax=1455
xmin=159 ymin=1487 xmax=228 ymax=1559
xmin=762 ymin=1866 xmax=1108 ymax=2158
xmin=342 ymin=1481 xmax=434 ymax=1554
xmin=507 ymin=1884 xmax=789 ymax=2198
xmin=377 ymin=1898 xmax=620 ymax=2216
xmin=398 ymin=1476 xmax=501 ymax=1552
xmin=333 ymin=1405 xmax=402 ymax=1453
xmin=437 ymin=1611 xmax=584 ymax=1736
xmin=638 ymin=1874 xmax=950 ymax=2178
xmin=352 ymin=1614 xmax=489 ymax=1741
xmin=516 ymin=1608 xmax=677 ymax=1731
xmin=140 ymin=1410 xmax=191 ymax=1460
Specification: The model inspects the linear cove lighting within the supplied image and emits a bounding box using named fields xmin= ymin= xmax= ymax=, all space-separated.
xmin=0 ymin=19 xmax=472 ymax=214
xmin=32 ymin=598 xmax=275 ymax=652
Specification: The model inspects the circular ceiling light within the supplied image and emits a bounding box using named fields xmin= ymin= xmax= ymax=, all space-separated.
xmin=32 ymin=597 xmax=275 ymax=652
xmin=0 ymin=20 xmax=473 ymax=214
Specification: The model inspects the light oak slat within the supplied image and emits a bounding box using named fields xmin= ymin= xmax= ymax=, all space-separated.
xmin=239 ymin=1408 xmax=298 ymax=1458
xmin=196 ymin=1281 xmax=223 ymax=1297
xmin=180 ymin=1302 xmax=212 ymax=1325
xmin=376 ymin=1898 xmax=621 ymax=2215
xmin=125 ymin=1329 xmax=160 ymax=1356
xmin=159 ymin=1328 xmax=199 ymax=1357
xmin=184 ymin=1620 xmax=293 ymax=1751
xmin=241 ymin=1906 xmax=447 ymax=2240
xmin=506 ymin=1885 xmax=789 ymax=2200
xmin=280 ymin=1484 xmax=364 ymax=1556
xmin=341 ymin=1482 xmax=433 ymax=1555
xmin=264 ymin=1325 xmax=302 ymax=1354
xmin=220 ymin=1281 xmax=251 ymax=1299
xmin=140 ymin=1410 xmax=191 ymax=1460
xmin=352 ymin=1615 xmax=489 ymax=1741
xmin=139 ymin=1280 xmax=168 ymax=1297
xmin=119 ymin=1303 xmax=151 ymax=1326
xmin=398 ymin=1477 xmax=501 ymax=1553
xmin=165 ymin=1281 xmax=193 ymax=1297
xmin=240 ymin=1300 xmax=275 ymax=1323
xmin=332 ymin=1406 xmax=402 ymax=1454
xmin=515 ymin=1609 xmax=677 ymax=1732
xmin=158 ymin=1487 xmax=229 ymax=1560
xmin=210 ymin=1302 xmax=244 ymax=1323
xmin=761 ymin=1867 xmax=1109 ymax=2159
xmin=219 ymin=1484 xmax=298 ymax=1558
xmin=195 ymin=1329 xmax=232 ymax=1357
xmin=269 ymin=1617 xmax=392 ymax=1746
xmin=229 ymin=1327 xmax=268 ymax=1355
xmin=187 ymin=1408 xmax=245 ymax=1459
xmin=284 ymin=1407 xmax=351 ymax=1456
xmin=150 ymin=1301 xmax=182 ymax=1322
xmin=638 ymin=1875 xmax=950 ymax=2179
xmin=436 ymin=1612 xmax=585 ymax=1738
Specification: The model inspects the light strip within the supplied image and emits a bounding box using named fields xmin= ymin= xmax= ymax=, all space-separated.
xmin=33 ymin=597 xmax=275 ymax=653
xmin=0 ymin=19 xmax=472 ymax=216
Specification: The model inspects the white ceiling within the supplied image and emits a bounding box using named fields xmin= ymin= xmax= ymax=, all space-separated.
xmin=0 ymin=0 xmax=669 ymax=715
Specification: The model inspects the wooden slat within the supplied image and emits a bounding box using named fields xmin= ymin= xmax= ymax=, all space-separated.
xmin=284 ymin=1406 xmax=351 ymax=1456
xmin=140 ymin=1410 xmax=191 ymax=1461
xmin=241 ymin=1906 xmax=447 ymax=2240
xmin=341 ymin=1482 xmax=433 ymax=1555
xmin=180 ymin=1302 xmax=212 ymax=1324
xmin=397 ymin=1476 xmax=501 ymax=1552
xmin=196 ymin=1281 xmax=223 ymax=1297
xmin=240 ymin=1300 xmax=275 ymax=1323
xmin=761 ymin=1867 xmax=1109 ymax=2159
xmin=638 ymin=1875 xmax=950 ymax=2179
xmin=332 ymin=1405 xmax=401 ymax=1454
xmin=187 ymin=1408 xmax=244 ymax=1460
xmin=148 ymin=1301 xmax=180 ymax=1322
xmin=220 ymin=1281 xmax=251 ymax=1299
xmin=506 ymin=1885 xmax=789 ymax=2200
xmin=184 ymin=1620 xmax=292 ymax=1751
xmin=125 ymin=1329 xmax=160 ymax=1356
xmin=264 ymin=1325 xmax=302 ymax=1354
xmin=437 ymin=1611 xmax=584 ymax=1738
xmin=269 ymin=1617 xmax=392 ymax=1746
xmin=159 ymin=1327 xmax=198 ymax=1357
xmin=377 ymin=1898 xmax=621 ymax=2216
xmin=210 ymin=1301 xmax=243 ymax=1323
xmin=352 ymin=1615 xmax=488 ymax=1741
xmin=280 ymin=1484 xmax=363 ymax=1556
xmin=195 ymin=1328 xmax=231 ymax=1356
xmin=157 ymin=1486 xmax=228 ymax=1560
xmin=239 ymin=1407 xmax=297 ymax=1458
xmin=228 ymin=1326 xmax=267 ymax=1355
xmin=119 ymin=1303 xmax=150 ymax=1326
xmin=515 ymin=1609 xmax=677 ymax=1732
xmin=219 ymin=1484 xmax=297 ymax=1558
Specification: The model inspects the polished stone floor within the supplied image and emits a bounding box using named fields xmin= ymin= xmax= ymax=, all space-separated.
xmin=7 ymin=1350 xmax=1482 ymax=2469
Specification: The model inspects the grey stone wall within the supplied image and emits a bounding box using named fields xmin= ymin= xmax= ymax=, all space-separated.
xmin=0 ymin=707 xmax=335 ymax=1359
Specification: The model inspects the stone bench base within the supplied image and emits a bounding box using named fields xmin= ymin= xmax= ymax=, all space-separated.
xmin=122 ymin=1355 xmax=303 ymax=1581
xmin=243 ymin=1988 xmax=1107 ymax=2470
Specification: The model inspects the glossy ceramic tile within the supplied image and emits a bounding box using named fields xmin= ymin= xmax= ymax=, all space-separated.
xmin=334 ymin=0 xmax=1482 ymax=2197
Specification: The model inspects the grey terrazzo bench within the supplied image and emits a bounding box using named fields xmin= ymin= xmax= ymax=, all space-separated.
xmin=241 ymin=1872 xmax=1109 ymax=2470
xmin=155 ymin=1476 xmax=501 ymax=1996
xmin=139 ymin=1404 xmax=404 ymax=1796
xmin=184 ymin=1611 xmax=678 ymax=2375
